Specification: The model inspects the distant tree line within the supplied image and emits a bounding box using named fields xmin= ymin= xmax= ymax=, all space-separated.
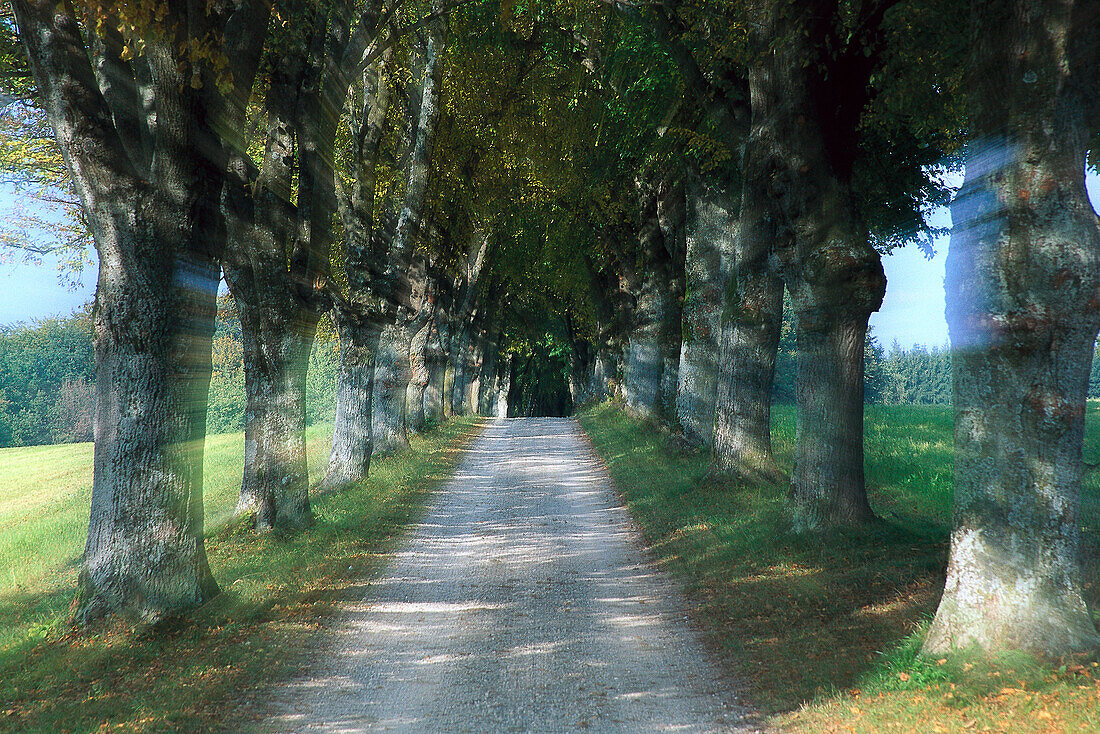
xmin=0 ymin=307 xmax=93 ymax=446
xmin=0 ymin=297 xmax=338 ymax=449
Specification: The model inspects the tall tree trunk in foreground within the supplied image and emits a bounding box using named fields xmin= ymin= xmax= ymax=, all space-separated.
xmin=756 ymin=6 xmax=886 ymax=527
xmin=12 ymin=0 xmax=265 ymax=621
xmin=678 ymin=175 xmax=735 ymax=446
xmin=924 ymin=0 xmax=1100 ymax=658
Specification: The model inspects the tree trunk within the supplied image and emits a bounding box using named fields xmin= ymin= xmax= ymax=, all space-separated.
xmin=371 ymin=320 xmax=412 ymax=456
xmin=320 ymin=312 xmax=381 ymax=490
xmin=624 ymin=186 xmax=674 ymax=418
xmin=226 ymin=268 xmax=317 ymax=530
xmin=406 ymin=311 xmax=434 ymax=432
xmin=678 ymin=176 xmax=735 ymax=446
xmin=464 ymin=332 xmax=484 ymax=415
xmin=450 ymin=324 xmax=472 ymax=416
xmin=11 ymin=0 xmax=253 ymax=622
xmin=495 ymin=354 xmax=513 ymax=418
xmin=477 ymin=321 xmax=502 ymax=415
xmin=590 ymin=347 xmax=619 ymax=401
xmin=82 ymin=247 xmax=222 ymax=623
xmin=657 ymin=179 xmax=686 ymax=420
xmin=712 ymin=93 xmax=787 ymax=476
xmin=424 ymin=314 xmax=449 ymax=423
xmin=754 ymin=17 xmax=886 ymax=527
xmin=923 ymin=0 xmax=1100 ymax=658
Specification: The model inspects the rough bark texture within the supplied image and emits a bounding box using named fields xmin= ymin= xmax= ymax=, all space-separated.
xmin=477 ymin=320 xmax=503 ymax=415
xmin=711 ymin=158 xmax=783 ymax=476
xmin=227 ymin=281 xmax=318 ymax=530
xmin=12 ymin=0 xmax=261 ymax=621
xmin=657 ymin=179 xmax=687 ymax=420
xmin=590 ymin=348 xmax=620 ymax=401
xmin=751 ymin=7 xmax=886 ymax=527
xmin=325 ymin=14 xmax=443 ymax=479
xmin=406 ymin=308 xmax=435 ymax=432
xmin=678 ymin=176 xmax=735 ymax=446
xmin=924 ymin=0 xmax=1100 ymax=657
xmin=623 ymin=184 xmax=678 ymax=419
xmin=583 ymin=256 xmax=625 ymax=402
xmin=221 ymin=0 xmax=356 ymax=530
xmin=364 ymin=28 xmax=444 ymax=453
xmin=424 ymin=308 xmax=450 ymax=423
xmin=371 ymin=320 xmax=412 ymax=456
xmin=320 ymin=312 xmax=380 ymax=489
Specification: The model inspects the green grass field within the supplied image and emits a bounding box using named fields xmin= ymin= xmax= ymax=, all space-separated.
xmin=580 ymin=402 xmax=1100 ymax=734
xmin=0 ymin=417 xmax=481 ymax=733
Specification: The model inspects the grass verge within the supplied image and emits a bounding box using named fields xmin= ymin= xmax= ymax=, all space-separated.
xmin=0 ymin=416 xmax=482 ymax=733
xmin=578 ymin=402 xmax=1100 ymax=734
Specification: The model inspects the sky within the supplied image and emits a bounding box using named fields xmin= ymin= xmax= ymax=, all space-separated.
xmin=868 ymin=170 xmax=1100 ymax=349
xmin=2 ymin=172 xmax=1100 ymax=348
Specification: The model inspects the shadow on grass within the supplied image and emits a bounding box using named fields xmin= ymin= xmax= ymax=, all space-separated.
xmin=579 ymin=403 xmax=951 ymax=715
xmin=582 ymin=402 xmax=1100 ymax=725
xmin=0 ymin=417 xmax=483 ymax=734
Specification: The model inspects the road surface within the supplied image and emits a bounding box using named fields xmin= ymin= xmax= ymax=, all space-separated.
xmin=258 ymin=417 xmax=753 ymax=733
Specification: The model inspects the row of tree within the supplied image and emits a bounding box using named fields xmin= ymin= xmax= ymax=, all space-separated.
xmin=2 ymin=0 xmax=1099 ymax=662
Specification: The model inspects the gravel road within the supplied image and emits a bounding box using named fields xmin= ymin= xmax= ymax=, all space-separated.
xmin=258 ymin=417 xmax=754 ymax=733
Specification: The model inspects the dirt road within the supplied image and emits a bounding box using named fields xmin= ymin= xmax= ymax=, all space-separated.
xmin=259 ymin=417 xmax=752 ymax=733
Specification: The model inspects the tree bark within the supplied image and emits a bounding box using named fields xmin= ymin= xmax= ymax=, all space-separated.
xmin=371 ymin=320 xmax=412 ymax=456
xmin=220 ymin=0 xmax=354 ymax=530
xmin=320 ymin=311 xmax=380 ymax=490
xmin=406 ymin=307 xmax=435 ymax=432
xmin=713 ymin=74 xmax=786 ymax=479
xmin=226 ymin=270 xmax=318 ymax=529
xmin=624 ymin=183 xmax=676 ymax=419
xmin=495 ymin=354 xmax=513 ymax=418
xmin=12 ymin=0 xmax=259 ymax=622
xmin=752 ymin=9 xmax=886 ymax=527
xmin=678 ymin=175 xmax=735 ymax=446
xmin=657 ymin=178 xmax=686 ymax=420
xmin=478 ymin=319 xmax=502 ymax=415
xmin=424 ymin=308 xmax=450 ymax=423
xmin=924 ymin=0 xmax=1100 ymax=658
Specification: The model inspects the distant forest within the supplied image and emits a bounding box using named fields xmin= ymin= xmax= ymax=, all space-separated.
xmin=0 ymin=297 xmax=339 ymax=449
xmin=5 ymin=301 xmax=1100 ymax=449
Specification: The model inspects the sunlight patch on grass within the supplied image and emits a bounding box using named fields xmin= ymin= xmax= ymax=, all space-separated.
xmin=0 ymin=417 xmax=482 ymax=733
xmin=579 ymin=401 xmax=1100 ymax=732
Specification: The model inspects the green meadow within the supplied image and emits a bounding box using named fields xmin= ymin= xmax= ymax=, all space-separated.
xmin=579 ymin=402 xmax=1100 ymax=734
xmin=0 ymin=418 xmax=481 ymax=733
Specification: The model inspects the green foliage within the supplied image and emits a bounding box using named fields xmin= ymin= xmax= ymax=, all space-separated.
xmin=881 ymin=341 xmax=952 ymax=406
xmin=0 ymin=308 xmax=94 ymax=447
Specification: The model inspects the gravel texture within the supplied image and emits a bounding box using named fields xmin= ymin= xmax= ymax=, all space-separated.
xmin=259 ymin=417 xmax=755 ymax=733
